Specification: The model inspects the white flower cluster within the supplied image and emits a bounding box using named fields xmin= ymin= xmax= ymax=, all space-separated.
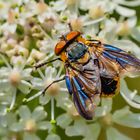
xmin=0 ymin=0 xmax=140 ymax=140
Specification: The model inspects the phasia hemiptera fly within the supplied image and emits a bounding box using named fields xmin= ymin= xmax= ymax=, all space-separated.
xmin=35 ymin=28 xmax=140 ymax=120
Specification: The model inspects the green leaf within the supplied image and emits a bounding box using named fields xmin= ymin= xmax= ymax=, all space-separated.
xmin=16 ymin=24 xmax=24 ymax=36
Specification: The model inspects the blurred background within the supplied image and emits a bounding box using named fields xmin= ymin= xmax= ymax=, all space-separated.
xmin=0 ymin=0 xmax=140 ymax=140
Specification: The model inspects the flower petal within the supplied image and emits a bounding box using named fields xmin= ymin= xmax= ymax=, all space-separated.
xmin=18 ymin=80 xmax=32 ymax=94
xmin=95 ymin=98 xmax=112 ymax=117
xmin=56 ymin=113 xmax=73 ymax=129
xmin=31 ymin=77 xmax=44 ymax=90
xmin=23 ymin=132 xmax=40 ymax=140
xmin=21 ymin=68 xmax=32 ymax=80
xmin=10 ymin=122 xmax=24 ymax=132
xmin=113 ymin=106 xmax=140 ymax=128
xmin=131 ymin=27 xmax=140 ymax=42
xmin=45 ymin=133 xmax=61 ymax=140
xmin=39 ymin=94 xmax=51 ymax=105
xmin=0 ymin=79 xmax=11 ymax=92
xmin=106 ymin=127 xmax=132 ymax=140
xmin=116 ymin=5 xmax=135 ymax=17
xmin=37 ymin=121 xmax=51 ymax=130
xmin=120 ymin=79 xmax=140 ymax=109
xmin=65 ymin=120 xmax=87 ymax=136
xmin=119 ymin=0 xmax=140 ymax=7
xmin=83 ymin=123 xmax=101 ymax=140
xmin=55 ymin=92 xmax=69 ymax=109
xmin=19 ymin=105 xmax=31 ymax=120
xmin=32 ymin=106 xmax=47 ymax=121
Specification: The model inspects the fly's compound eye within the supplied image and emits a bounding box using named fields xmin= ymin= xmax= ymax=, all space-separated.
xmin=66 ymin=31 xmax=81 ymax=41
xmin=55 ymin=41 xmax=66 ymax=55
xmin=54 ymin=31 xmax=81 ymax=55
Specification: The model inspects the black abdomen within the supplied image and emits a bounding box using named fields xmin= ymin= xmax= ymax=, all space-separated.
xmin=101 ymin=76 xmax=119 ymax=96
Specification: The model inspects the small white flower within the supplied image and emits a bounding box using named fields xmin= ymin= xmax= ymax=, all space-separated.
xmin=29 ymin=66 xmax=68 ymax=110
xmin=0 ymin=54 xmax=32 ymax=111
xmin=10 ymin=105 xmax=49 ymax=140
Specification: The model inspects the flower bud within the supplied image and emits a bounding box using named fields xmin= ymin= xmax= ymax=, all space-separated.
xmin=22 ymin=36 xmax=30 ymax=49
xmin=31 ymin=25 xmax=44 ymax=39
xmin=37 ymin=0 xmax=48 ymax=14
xmin=42 ymin=18 xmax=56 ymax=32
xmin=70 ymin=18 xmax=83 ymax=31
xmin=30 ymin=49 xmax=46 ymax=61
xmin=18 ymin=47 xmax=29 ymax=58
xmin=7 ymin=38 xmax=17 ymax=47
xmin=11 ymin=56 xmax=25 ymax=66
xmin=89 ymin=6 xmax=105 ymax=19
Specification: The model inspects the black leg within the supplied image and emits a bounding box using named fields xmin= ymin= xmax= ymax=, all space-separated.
xmin=42 ymin=76 xmax=65 ymax=95
xmin=88 ymin=39 xmax=101 ymax=45
xmin=68 ymin=22 xmax=73 ymax=31
xmin=34 ymin=58 xmax=62 ymax=69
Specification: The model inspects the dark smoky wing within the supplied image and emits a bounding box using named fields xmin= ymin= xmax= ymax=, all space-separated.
xmin=91 ymin=43 xmax=140 ymax=96
xmin=65 ymin=73 xmax=99 ymax=120
xmin=102 ymin=44 xmax=140 ymax=75
xmin=90 ymin=42 xmax=140 ymax=77
xmin=65 ymin=60 xmax=101 ymax=120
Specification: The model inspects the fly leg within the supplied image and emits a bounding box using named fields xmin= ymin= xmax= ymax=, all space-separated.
xmin=42 ymin=76 xmax=65 ymax=95
xmin=34 ymin=58 xmax=62 ymax=69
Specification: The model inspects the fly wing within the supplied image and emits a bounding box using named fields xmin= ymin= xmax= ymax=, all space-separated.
xmin=65 ymin=58 xmax=101 ymax=120
xmin=95 ymin=43 xmax=140 ymax=77
xmin=88 ymin=41 xmax=140 ymax=97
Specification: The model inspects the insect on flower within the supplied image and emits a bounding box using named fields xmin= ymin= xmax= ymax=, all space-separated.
xmin=35 ymin=24 xmax=140 ymax=120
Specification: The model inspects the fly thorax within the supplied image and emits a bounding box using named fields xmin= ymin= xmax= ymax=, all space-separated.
xmin=67 ymin=42 xmax=89 ymax=63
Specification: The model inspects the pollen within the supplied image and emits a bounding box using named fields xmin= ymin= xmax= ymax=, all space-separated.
xmin=25 ymin=119 xmax=36 ymax=133
xmin=70 ymin=18 xmax=83 ymax=31
xmin=44 ymin=79 xmax=60 ymax=96
xmin=9 ymin=70 xmax=21 ymax=87
xmin=117 ymin=21 xmax=131 ymax=36
xmin=89 ymin=6 xmax=105 ymax=19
